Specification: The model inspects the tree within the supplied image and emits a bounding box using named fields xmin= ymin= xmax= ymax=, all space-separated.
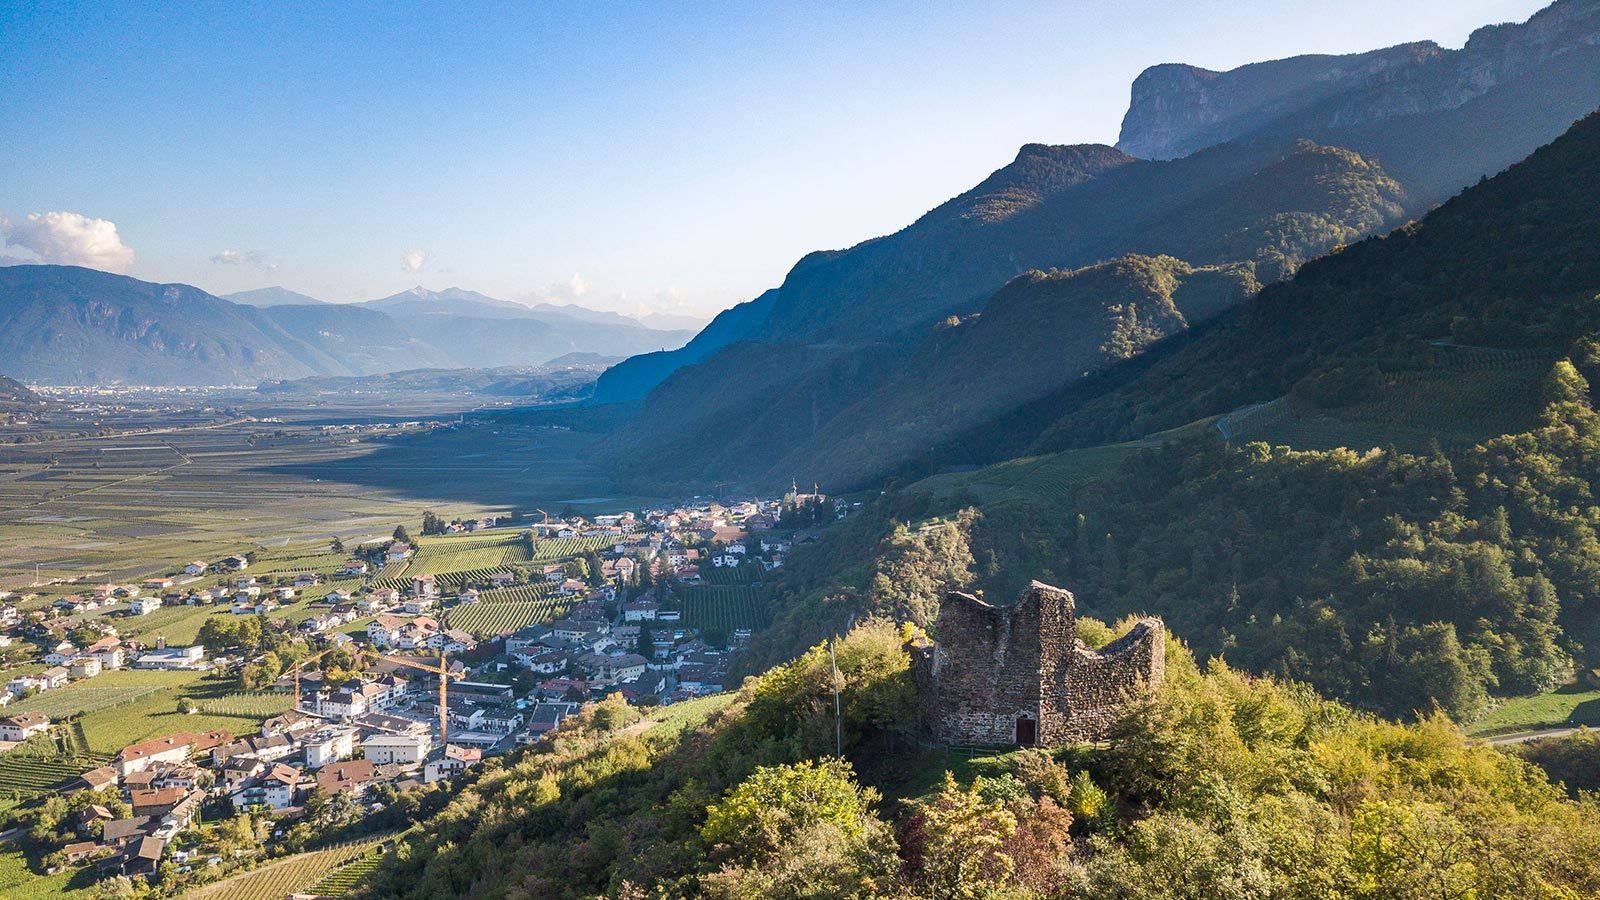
xmin=197 ymin=616 xmax=240 ymax=653
xmin=901 ymin=772 xmax=1019 ymax=898
xmin=176 ymin=696 xmax=197 ymax=715
xmin=331 ymin=535 xmax=345 ymax=554
xmin=393 ymin=525 xmax=413 ymax=545
xmin=240 ymin=652 xmax=281 ymax=691
xmin=703 ymin=758 xmax=881 ymax=858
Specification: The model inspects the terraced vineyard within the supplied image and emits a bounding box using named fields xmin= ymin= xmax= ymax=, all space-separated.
xmin=306 ymin=839 xmax=395 ymax=897
xmin=183 ymin=835 xmax=393 ymax=900
xmin=0 ymin=736 xmax=106 ymax=798
xmin=407 ymin=539 xmax=520 ymax=577
xmin=372 ymin=565 xmax=513 ymax=592
xmin=199 ymin=692 xmax=294 ymax=718
xmin=445 ymin=583 xmax=571 ymax=637
xmin=700 ymin=562 xmax=763 ymax=585
xmin=676 ymin=585 xmax=767 ymax=633
xmin=529 ymin=535 xmax=619 ymax=560
xmin=0 ymin=683 xmax=165 ymax=719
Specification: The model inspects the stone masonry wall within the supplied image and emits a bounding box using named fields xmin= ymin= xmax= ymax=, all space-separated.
xmin=921 ymin=580 xmax=1163 ymax=747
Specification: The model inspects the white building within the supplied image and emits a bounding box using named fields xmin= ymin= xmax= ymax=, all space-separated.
xmin=362 ymin=733 xmax=429 ymax=766
xmin=135 ymin=646 xmax=206 ymax=670
xmin=301 ymin=727 xmax=357 ymax=769
xmin=0 ymin=712 xmax=50 ymax=742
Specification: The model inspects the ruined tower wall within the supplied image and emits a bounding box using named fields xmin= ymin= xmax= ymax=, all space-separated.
xmin=927 ymin=591 xmax=1043 ymax=745
xmin=1053 ymin=618 xmax=1165 ymax=743
xmin=922 ymin=581 xmax=1165 ymax=747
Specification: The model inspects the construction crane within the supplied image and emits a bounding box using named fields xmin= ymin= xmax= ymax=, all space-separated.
xmin=289 ymin=645 xmax=346 ymax=709
xmin=290 ymin=645 xmax=464 ymax=745
xmin=359 ymin=650 xmax=463 ymax=747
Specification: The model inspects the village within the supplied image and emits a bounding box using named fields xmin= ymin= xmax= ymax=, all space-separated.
xmin=0 ymin=489 xmax=848 ymax=890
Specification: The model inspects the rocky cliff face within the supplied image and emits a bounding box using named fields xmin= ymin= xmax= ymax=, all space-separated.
xmin=1118 ymin=0 xmax=1600 ymax=161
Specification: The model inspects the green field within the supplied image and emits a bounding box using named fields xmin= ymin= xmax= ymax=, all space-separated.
xmin=183 ymin=835 xmax=394 ymax=900
xmin=0 ymin=682 xmax=165 ymax=719
xmin=198 ymin=692 xmax=295 ymax=718
xmin=0 ymin=735 xmax=106 ymax=797
xmin=445 ymin=583 xmax=571 ymax=638
xmin=1467 ymin=683 xmax=1600 ymax=738
xmin=676 ymin=585 xmax=768 ymax=634
xmin=12 ymin=669 xmax=288 ymax=756
xmin=0 ymin=420 xmax=661 ymax=590
xmin=0 ymin=844 xmax=95 ymax=900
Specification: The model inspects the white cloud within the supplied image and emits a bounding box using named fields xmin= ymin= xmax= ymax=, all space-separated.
xmin=2 ymin=211 xmax=134 ymax=273
xmin=401 ymin=248 xmax=428 ymax=274
xmin=210 ymin=248 xmax=279 ymax=273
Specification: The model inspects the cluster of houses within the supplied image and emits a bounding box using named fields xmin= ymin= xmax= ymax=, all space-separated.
xmin=0 ymin=488 xmax=870 ymax=890
xmin=17 ymin=695 xmax=502 ymax=878
xmin=3 ymin=636 xmax=207 ymax=709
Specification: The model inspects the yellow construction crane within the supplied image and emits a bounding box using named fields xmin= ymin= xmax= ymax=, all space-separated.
xmin=360 ymin=650 xmax=462 ymax=746
xmin=290 ymin=645 xmax=344 ymax=705
xmin=290 ymin=646 xmax=464 ymax=745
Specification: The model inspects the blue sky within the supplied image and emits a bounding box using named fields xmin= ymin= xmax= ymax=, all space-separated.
xmin=0 ymin=0 xmax=1550 ymax=318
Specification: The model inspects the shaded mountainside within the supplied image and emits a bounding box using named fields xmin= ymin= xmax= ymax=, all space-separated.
xmin=1117 ymin=0 xmax=1600 ymax=201
xmin=594 ymin=139 xmax=1407 ymax=491
xmin=767 ymin=257 xmax=1259 ymax=490
xmin=593 ymin=0 xmax=1600 ymax=494
xmin=0 ymin=268 xmax=694 ymax=385
xmin=1032 ymin=108 xmax=1600 ymax=454
xmin=590 ymin=289 xmax=778 ymax=404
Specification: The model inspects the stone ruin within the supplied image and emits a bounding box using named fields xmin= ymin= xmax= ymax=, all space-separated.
xmin=912 ymin=580 xmax=1165 ymax=747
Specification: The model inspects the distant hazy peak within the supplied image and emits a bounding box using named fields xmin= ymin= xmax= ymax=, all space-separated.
xmin=223 ymin=286 xmax=327 ymax=306
xmin=1116 ymin=0 xmax=1600 ymax=160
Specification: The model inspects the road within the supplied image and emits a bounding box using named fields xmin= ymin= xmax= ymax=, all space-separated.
xmin=1484 ymin=726 xmax=1587 ymax=746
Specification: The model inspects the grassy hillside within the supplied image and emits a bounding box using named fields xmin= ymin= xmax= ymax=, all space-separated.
xmin=350 ymin=623 xmax=1600 ymax=900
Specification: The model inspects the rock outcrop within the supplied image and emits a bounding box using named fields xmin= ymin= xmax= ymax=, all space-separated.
xmin=1117 ymin=0 xmax=1600 ymax=161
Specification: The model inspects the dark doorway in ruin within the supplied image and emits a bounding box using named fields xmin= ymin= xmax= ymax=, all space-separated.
xmin=1016 ymin=716 xmax=1036 ymax=746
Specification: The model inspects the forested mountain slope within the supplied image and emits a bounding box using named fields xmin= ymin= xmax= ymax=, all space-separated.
xmin=594 ymin=139 xmax=1407 ymax=490
xmin=734 ymin=110 xmax=1600 ymax=729
xmin=1031 ymin=108 xmax=1600 ymax=453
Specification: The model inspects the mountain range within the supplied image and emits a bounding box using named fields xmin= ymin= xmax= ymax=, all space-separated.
xmin=589 ymin=0 xmax=1600 ymax=493
xmin=0 ymin=271 xmax=695 ymax=385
